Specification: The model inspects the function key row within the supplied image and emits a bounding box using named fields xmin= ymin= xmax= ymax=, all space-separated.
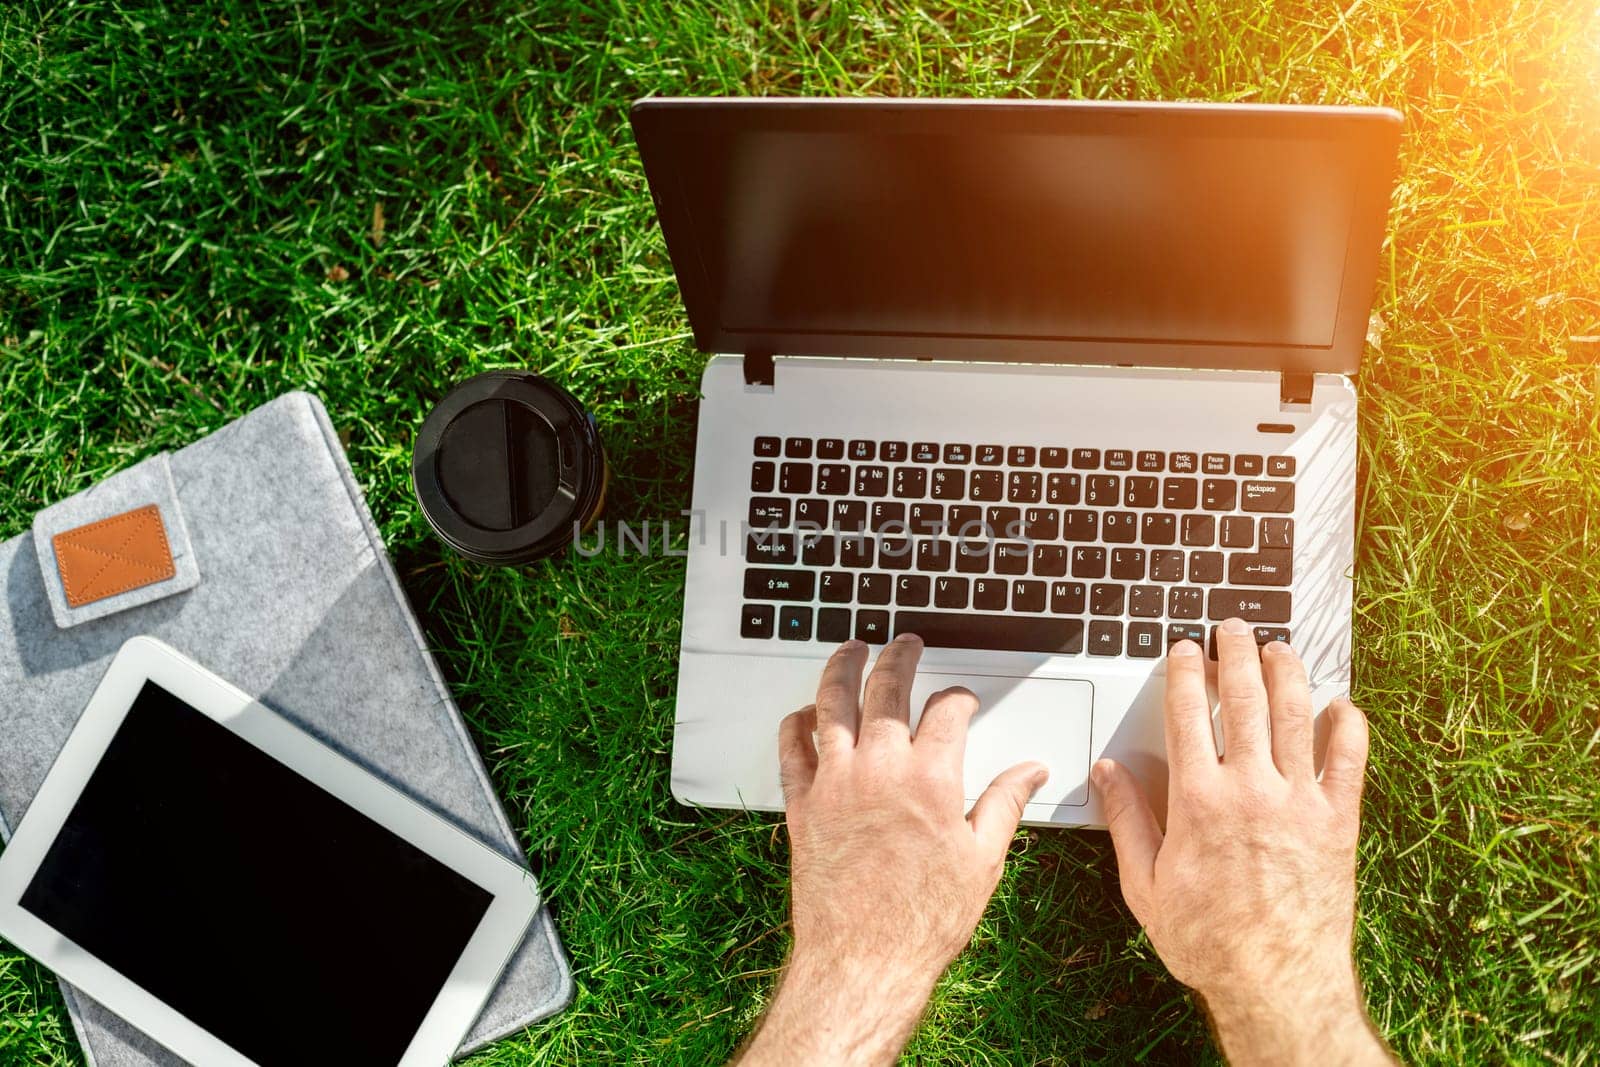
xmin=754 ymin=437 xmax=1294 ymax=476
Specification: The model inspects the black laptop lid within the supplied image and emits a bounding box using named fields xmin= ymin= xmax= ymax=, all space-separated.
xmin=630 ymin=98 xmax=1399 ymax=376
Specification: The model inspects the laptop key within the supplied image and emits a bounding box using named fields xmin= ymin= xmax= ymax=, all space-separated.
xmin=933 ymin=576 xmax=970 ymax=608
xmin=833 ymin=499 xmax=867 ymax=532
xmin=747 ymin=532 xmax=797 ymax=565
xmin=1040 ymin=447 xmax=1070 ymax=469
xmin=856 ymin=610 xmax=891 ymax=643
xmin=751 ymin=461 xmax=775 ymax=493
xmin=858 ymin=572 xmax=892 ymax=605
xmin=931 ymin=468 xmax=966 ymax=499
xmin=1102 ymin=511 xmax=1138 ymax=544
xmin=1024 ymin=507 xmax=1059 ymax=540
xmin=973 ymin=577 xmax=1008 ymax=611
xmin=879 ymin=537 xmax=913 ymax=570
xmin=743 ymin=569 xmax=814 ymax=601
xmin=795 ymin=497 xmax=828 ymax=530
xmin=948 ymin=505 xmax=983 ymax=537
xmin=1106 ymin=449 xmax=1133 ymax=471
xmin=817 ymin=438 xmax=845 ymax=460
xmin=942 ymin=443 xmax=972 ymax=464
xmin=1128 ymin=621 xmax=1162 ymax=657
xmin=1012 ymin=579 xmax=1047 ymax=612
xmin=780 ymin=462 xmax=812 ymax=495
xmin=855 ymin=465 xmax=890 ymax=497
xmin=801 ymin=533 xmax=836 ymax=567
xmin=1254 ymin=625 xmax=1291 ymax=645
xmin=754 ymin=436 xmax=781 ymax=457
xmin=1220 ymin=515 xmax=1254 ymax=548
xmin=785 ymin=437 xmax=813 ymax=459
xmin=1085 ymin=475 xmax=1120 ymax=506
xmin=1090 ymin=583 xmax=1125 ymax=616
xmin=1047 ymin=472 xmax=1082 ymax=505
xmin=881 ymin=441 xmax=909 ymax=462
xmin=1167 ymin=622 xmax=1206 ymax=649
xmin=817 ymin=464 xmax=851 ymax=495
xmin=870 ymin=501 xmax=906 ymax=533
xmin=1235 ymin=454 xmax=1263 ymax=476
xmin=1168 ymin=586 xmax=1204 ymax=619
xmin=1110 ymin=548 xmax=1145 ymax=580
xmin=816 ymin=607 xmax=851 ymax=643
xmin=741 ymin=604 xmax=774 ymax=639
xmin=840 ymin=535 xmax=875 ymax=567
xmin=1007 ymin=471 xmax=1042 ymax=503
xmin=1051 ymin=581 xmax=1086 ymax=614
xmin=1241 ymin=480 xmax=1295 ymax=513
xmin=1137 ymin=450 xmax=1165 ymax=472
xmin=778 ymin=606 xmax=812 ymax=641
xmin=1072 ymin=448 xmax=1101 ymax=469
xmin=976 ymin=444 xmax=1004 ymax=466
xmin=1150 ymin=549 xmax=1186 ymax=582
xmin=1201 ymin=478 xmax=1237 ymax=511
xmin=896 ymin=575 xmax=931 ymax=607
xmin=1202 ymin=453 xmax=1230 ymax=475
xmin=1169 ymin=452 xmax=1198 ymax=473
xmin=1163 ymin=477 xmax=1198 ymax=509
xmin=1260 ymin=517 xmax=1294 ymax=548
xmin=1087 ymin=620 xmax=1123 ymax=656
xmin=1207 ymin=589 xmax=1292 ymax=622
xmin=1229 ymin=550 xmax=1292 ymax=587
xmin=1125 ymin=476 xmax=1159 ymax=508
xmin=1268 ymin=455 xmax=1296 ymax=477
xmin=1071 ymin=546 xmax=1107 ymax=578
xmin=1129 ymin=585 xmax=1164 ymax=617
xmin=970 ymin=471 xmax=1003 ymax=501
xmin=1140 ymin=513 xmax=1177 ymax=545
xmin=983 ymin=503 xmax=1019 ymax=537
xmin=955 ymin=542 xmax=991 ymax=574
xmin=820 ymin=571 xmax=852 ymax=603
xmin=1033 ymin=544 xmax=1067 ymax=577
xmin=848 ymin=439 xmax=876 ymax=462
xmin=749 ymin=497 xmax=790 ymax=528
xmin=1181 ymin=514 xmax=1216 ymax=546
xmin=1189 ymin=551 xmax=1225 ymax=584
xmin=1055 ymin=509 xmax=1091 ymax=542
xmin=915 ymin=539 xmax=953 ymax=572
xmin=1008 ymin=446 xmax=1036 ymax=467
xmin=907 ymin=506 xmax=943 ymax=543
xmin=995 ymin=542 xmax=1031 ymax=575
xmin=894 ymin=612 xmax=1085 ymax=654
xmin=911 ymin=441 xmax=940 ymax=463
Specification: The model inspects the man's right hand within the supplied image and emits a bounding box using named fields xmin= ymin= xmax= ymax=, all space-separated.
xmin=1092 ymin=617 xmax=1395 ymax=1066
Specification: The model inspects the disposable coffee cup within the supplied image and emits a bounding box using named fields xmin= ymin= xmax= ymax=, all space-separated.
xmin=412 ymin=371 xmax=607 ymax=565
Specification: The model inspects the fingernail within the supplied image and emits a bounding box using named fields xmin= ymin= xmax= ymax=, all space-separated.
xmin=894 ymin=632 xmax=921 ymax=644
xmin=1170 ymin=640 xmax=1200 ymax=658
xmin=840 ymin=639 xmax=864 ymax=651
xmin=1090 ymin=759 xmax=1110 ymax=786
xmin=1220 ymin=617 xmax=1249 ymax=636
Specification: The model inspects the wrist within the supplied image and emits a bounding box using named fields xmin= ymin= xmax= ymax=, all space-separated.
xmin=737 ymin=950 xmax=939 ymax=1066
xmin=1200 ymin=966 xmax=1392 ymax=1066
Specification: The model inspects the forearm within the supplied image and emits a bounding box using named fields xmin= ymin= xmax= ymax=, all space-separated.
xmin=1202 ymin=969 xmax=1395 ymax=1067
xmin=733 ymin=952 xmax=937 ymax=1067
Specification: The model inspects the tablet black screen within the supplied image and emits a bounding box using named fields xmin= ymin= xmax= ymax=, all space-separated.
xmin=20 ymin=680 xmax=494 ymax=1066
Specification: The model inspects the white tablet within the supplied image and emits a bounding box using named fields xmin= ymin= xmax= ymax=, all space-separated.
xmin=0 ymin=636 xmax=542 ymax=1066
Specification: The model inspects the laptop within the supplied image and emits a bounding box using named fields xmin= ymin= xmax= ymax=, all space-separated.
xmin=631 ymin=97 xmax=1400 ymax=827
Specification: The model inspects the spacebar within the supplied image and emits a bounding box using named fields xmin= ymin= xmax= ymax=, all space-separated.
xmin=894 ymin=612 xmax=1085 ymax=654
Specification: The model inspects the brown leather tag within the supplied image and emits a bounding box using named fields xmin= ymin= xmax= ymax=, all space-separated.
xmin=52 ymin=504 xmax=177 ymax=608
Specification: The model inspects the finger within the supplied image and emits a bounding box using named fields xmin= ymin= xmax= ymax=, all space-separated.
xmin=778 ymin=706 xmax=819 ymax=805
xmin=857 ymin=632 xmax=922 ymax=746
xmin=1091 ymin=759 xmax=1162 ymax=920
xmin=1164 ymin=639 xmax=1219 ymax=779
xmin=1319 ymin=697 xmax=1370 ymax=812
xmin=813 ymin=640 xmax=868 ymax=755
xmin=1214 ymin=618 xmax=1271 ymax=767
xmin=1261 ymin=641 xmax=1315 ymax=779
xmin=968 ymin=761 xmax=1049 ymax=863
xmin=912 ymin=686 xmax=979 ymax=774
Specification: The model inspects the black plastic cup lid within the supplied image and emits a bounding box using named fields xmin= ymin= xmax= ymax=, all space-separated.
xmin=412 ymin=372 xmax=604 ymax=565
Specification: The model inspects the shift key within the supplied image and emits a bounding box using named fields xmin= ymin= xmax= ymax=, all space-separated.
xmin=744 ymin=568 xmax=816 ymax=601
xmin=1228 ymin=550 xmax=1292 ymax=587
xmin=1207 ymin=589 xmax=1291 ymax=622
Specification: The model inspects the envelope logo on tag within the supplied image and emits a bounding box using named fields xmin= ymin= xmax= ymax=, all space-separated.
xmin=52 ymin=504 xmax=177 ymax=608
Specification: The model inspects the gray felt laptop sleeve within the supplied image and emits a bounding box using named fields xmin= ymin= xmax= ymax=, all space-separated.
xmin=0 ymin=391 xmax=573 ymax=1065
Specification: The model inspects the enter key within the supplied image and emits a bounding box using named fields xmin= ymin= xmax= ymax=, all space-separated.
xmin=1228 ymin=549 xmax=1293 ymax=587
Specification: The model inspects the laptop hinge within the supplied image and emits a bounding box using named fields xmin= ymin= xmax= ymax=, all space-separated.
xmin=1279 ymin=371 xmax=1314 ymax=407
xmin=744 ymin=350 xmax=775 ymax=388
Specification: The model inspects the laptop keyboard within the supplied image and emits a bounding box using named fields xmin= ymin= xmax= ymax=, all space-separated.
xmin=739 ymin=436 xmax=1296 ymax=659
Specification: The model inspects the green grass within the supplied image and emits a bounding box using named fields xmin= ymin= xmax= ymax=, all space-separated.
xmin=2 ymin=0 xmax=1598 ymax=1063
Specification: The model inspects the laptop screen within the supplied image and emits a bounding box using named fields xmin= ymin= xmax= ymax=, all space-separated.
xmin=633 ymin=101 xmax=1399 ymax=374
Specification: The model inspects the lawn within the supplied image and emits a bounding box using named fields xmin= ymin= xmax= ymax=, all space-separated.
xmin=2 ymin=0 xmax=1598 ymax=1063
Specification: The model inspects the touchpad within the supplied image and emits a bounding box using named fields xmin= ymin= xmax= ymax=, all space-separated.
xmin=908 ymin=673 xmax=1095 ymax=808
